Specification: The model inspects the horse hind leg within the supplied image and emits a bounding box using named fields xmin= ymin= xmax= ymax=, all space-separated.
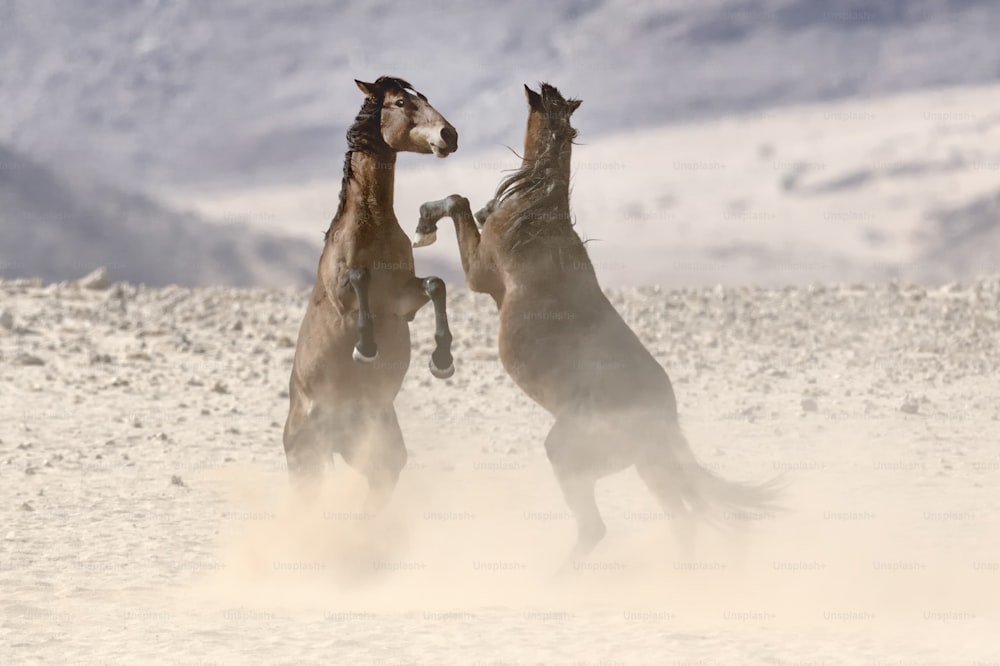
xmin=341 ymin=407 xmax=408 ymax=514
xmin=282 ymin=398 xmax=330 ymax=498
xmin=635 ymin=445 xmax=697 ymax=564
xmin=545 ymin=418 xmax=608 ymax=572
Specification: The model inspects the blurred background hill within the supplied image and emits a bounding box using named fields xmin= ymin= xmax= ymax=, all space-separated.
xmin=1 ymin=0 xmax=999 ymax=286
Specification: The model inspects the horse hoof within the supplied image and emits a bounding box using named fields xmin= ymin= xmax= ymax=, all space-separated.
xmin=413 ymin=231 xmax=437 ymax=248
xmin=429 ymin=358 xmax=454 ymax=379
xmin=352 ymin=346 xmax=378 ymax=364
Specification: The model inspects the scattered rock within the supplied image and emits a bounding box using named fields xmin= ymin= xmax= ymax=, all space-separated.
xmin=232 ymin=320 xmax=244 ymax=332
xmin=20 ymin=502 xmax=34 ymax=512
xmin=801 ymin=398 xmax=818 ymax=413
xmin=0 ymin=310 xmax=13 ymax=331
xmin=170 ymin=474 xmax=186 ymax=487
xmin=211 ymin=381 xmax=229 ymax=394
xmin=12 ymin=353 xmax=45 ymax=366
xmin=78 ymin=267 xmax=111 ymax=290
xmin=277 ymin=335 xmax=295 ymax=348
xmin=90 ymin=352 xmax=113 ymax=364
xmin=900 ymin=396 xmax=920 ymax=414
xmin=126 ymin=351 xmax=152 ymax=362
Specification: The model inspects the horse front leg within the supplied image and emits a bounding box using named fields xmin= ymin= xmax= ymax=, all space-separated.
xmin=347 ymin=266 xmax=378 ymax=363
xmin=402 ymin=276 xmax=454 ymax=379
xmin=474 ymin=198 xmax=496 ymax=228
xmin=413 ymin=194 xmax=503 ymax=301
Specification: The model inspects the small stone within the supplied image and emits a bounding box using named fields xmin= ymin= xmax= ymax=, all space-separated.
xmin=211 ymin=381 xmax=228 ymax=394
xmin=801 ymin=398 xmax=818 ymax=413
xmin=170 ymin=474 xmax=186 ymax=487
xmin=78 ymin=267 xmax=111 ymax=290
xmin=277 ymin=335 xmax=295 ymax=348
xmin=13 ymin=353 xmax=44 ymax=366
xmin=900 ymin=396 xmax=919 ymax=414
xmin=20 ymin=502 xmax=34 ymax=511
xmin=232 ymin=320 xmax=243 ymax=332
xmin=0 ymin=310 xmax=13 ymax=331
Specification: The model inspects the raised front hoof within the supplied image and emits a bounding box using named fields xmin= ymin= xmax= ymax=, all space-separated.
xmin=428 ymin=357 xmax=455 ymax=380
xmin=352 ymin=345 xmax=379 ymax=364
xmin=412 ymin=230 xmax=437 ymax=248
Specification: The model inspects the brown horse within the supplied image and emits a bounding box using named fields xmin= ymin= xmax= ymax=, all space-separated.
xmin=414 ymin=83 xmax=781 ymax=566
xmin=283 ymin=76 xmax=458 ymax=511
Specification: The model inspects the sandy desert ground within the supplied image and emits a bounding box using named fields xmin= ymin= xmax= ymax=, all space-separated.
xmin=2 ymin=273 xmax=999 ymax=664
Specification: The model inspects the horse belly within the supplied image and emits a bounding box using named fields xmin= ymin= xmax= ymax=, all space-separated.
xmin=294 ymin=311 xmax=411 ymax=405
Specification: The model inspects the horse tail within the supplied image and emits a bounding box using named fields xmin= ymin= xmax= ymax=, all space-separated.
xmin=658 ymin=422 xmax=786 ymax=527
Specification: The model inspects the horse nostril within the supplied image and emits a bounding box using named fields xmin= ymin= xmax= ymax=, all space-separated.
xmin=441 ymin=126 xmax=457 ymax=148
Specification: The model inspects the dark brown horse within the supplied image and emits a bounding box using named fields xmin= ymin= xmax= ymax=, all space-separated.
xmin=414 ymin=83 xmax=781 ymax=566
xmin=283 ymin=76 xmax=458 ymax=511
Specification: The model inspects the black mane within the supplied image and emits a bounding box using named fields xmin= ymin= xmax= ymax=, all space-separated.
xmin=323 ymin=76 xmax=418 ymax=240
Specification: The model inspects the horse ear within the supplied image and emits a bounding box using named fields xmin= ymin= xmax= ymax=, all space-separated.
xmin=567 ymin=99 xmax=582 ymax=114
xmin=524 ymin=84 xmax=543 ymax=111
xmin=355 ymin=79 xmax=377 ymax=97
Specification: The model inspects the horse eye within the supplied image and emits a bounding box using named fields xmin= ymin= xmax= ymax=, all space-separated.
xmin=395 ymin=99 xmax=405 ymax=108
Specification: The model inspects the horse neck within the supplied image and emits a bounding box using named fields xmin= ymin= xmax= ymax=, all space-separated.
xmin=521 ymin=110 xmax=544 ymax=163
xmin=342 ymin=150 xmax=397 ymax=223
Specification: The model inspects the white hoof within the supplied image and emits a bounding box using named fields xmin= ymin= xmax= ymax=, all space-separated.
xmin=413 ymin=231 xmax=437 ymax=248
xmin=429 ymin=358 xmax=454 ymax=379
xmin=352 ymin=346 xmax=378 ymax=364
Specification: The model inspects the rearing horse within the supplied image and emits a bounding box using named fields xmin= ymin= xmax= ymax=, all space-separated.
xmin=414 ymin=83 xmax=781 ymax=567
xmin=283 ymin=76 xmax=458 ymax=511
